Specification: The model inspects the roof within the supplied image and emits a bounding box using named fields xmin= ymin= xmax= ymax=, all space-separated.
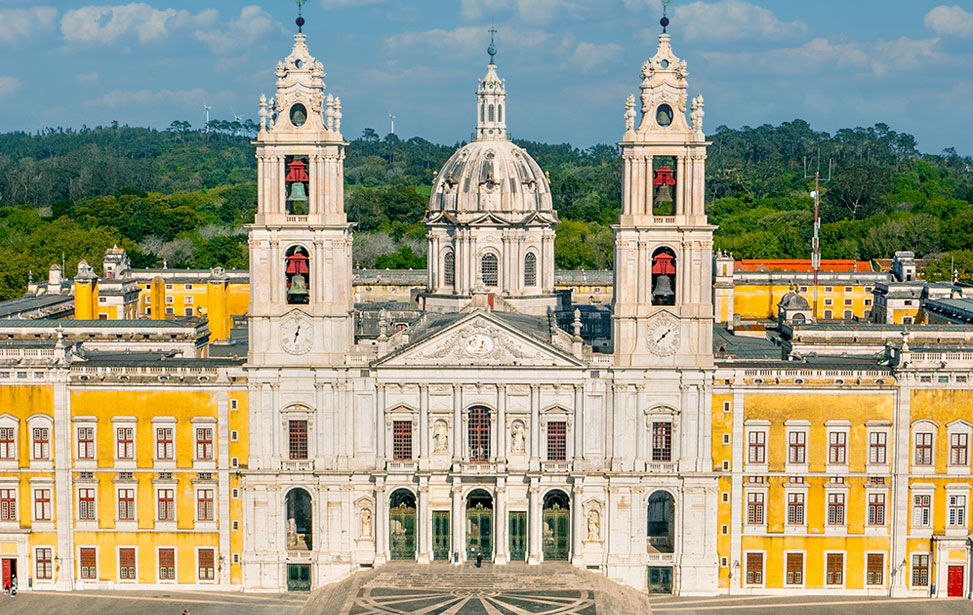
xmin=735 ymin=259 xmax=873 ymax=273
xmin=713 ymin=325 xmax=781 ymax=360
xmin=0 ymin=318 xmax=205 ymax=329
xmin=0 ymin=294 xmax=73 ymax=318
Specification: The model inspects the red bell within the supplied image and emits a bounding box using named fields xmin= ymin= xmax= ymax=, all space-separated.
xmin=286 ymin=252 xmax=309 ymax=274
xmin=285 ymin=160 xmax=309 ymax=183
xmin=652 ymin=252 xmax=676 ymax=275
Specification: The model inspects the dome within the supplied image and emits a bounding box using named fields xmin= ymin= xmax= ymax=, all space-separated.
xmin=778 ymin=290 xmax=810 ymax=311
xmin=429 ymin=140 xmax=553 ymax=215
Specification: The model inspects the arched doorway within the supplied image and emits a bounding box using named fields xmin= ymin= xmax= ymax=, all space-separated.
xmin=542 ymin=490 xmax=570 ymax=561
xmin=647 ymin=491 xmax=675 ymax=553
xmin=285 ymin=488 xmax=312 ymax=592
xmin=466 ymin=489 xmax=493 ymax=560
xmin=389 ymin=489 xmax=417 ymax=560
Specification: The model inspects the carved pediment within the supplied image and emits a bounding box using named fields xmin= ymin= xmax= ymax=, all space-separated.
xmin=374 ymin=312 xmax=583 ymax=368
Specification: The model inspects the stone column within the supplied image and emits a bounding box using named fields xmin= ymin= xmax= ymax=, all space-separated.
xmin=418 ymin=479 xmax=431 ymax=564
xmin=528 ymin=481 xmax=541 ymax=564
xmin=452 ymin=384 xmax=463 ymax=464
xmin=375 ymin=481 xmax=388 ymax=565
xmin=530 ymin=385 xmax=540 ymax=471
xmin=314 ymin=381 xmax=327 ymax=467
xmin=635 ymin=385 xmax=646 ymax=471
xmin=451 ymin=481 xmax=463 ymax=563
xmin=270 ymin=383 xmax=281 ymax=467
xmin=334 ymin=382 xmax=345 ymax=466
xmin=497 ymin=385 xmax=507 ymax=466
xmin=573 ymin=385 xmax=584 ymax=467
xmin=571 ymin=483 xmax=584 ymax=566
xmin=675 ymin=155 xmax=687 ymax=216
xmin=419 ymin=385 xmax=429 ymax=471
xmin=495 ymin=480 xmax=508 ymax=564
xmin=270 ymin=240 xmax=281 ymax=304
xmin=376 ymin=384 xmax=386 ymax=469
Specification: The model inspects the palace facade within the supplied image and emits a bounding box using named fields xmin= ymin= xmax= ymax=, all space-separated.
xmin=0 ymin=23 xmax=972 ymax=602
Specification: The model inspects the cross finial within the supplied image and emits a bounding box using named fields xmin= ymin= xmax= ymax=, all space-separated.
xmin=487 ymin=26 xmax=498 ymax=64
xmin=661 ymin=0 xmax=671 ymax=32
xmin=296 ymin=0 xmax=307 ymax=32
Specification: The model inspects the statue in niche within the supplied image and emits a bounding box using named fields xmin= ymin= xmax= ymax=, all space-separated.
xmin=586 ymin=508 xmax=600 ymax=541
xmin=360 ymin=508 xmax=372 ymax=538
xmin=433 ymin=420 xmax=449 ymax=453
xmin=511 ymin=421 xmax=526 ymax=453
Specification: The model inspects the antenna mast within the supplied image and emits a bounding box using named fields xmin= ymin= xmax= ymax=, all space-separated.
xmin=804 ymin=154 xmax=832 ymax=320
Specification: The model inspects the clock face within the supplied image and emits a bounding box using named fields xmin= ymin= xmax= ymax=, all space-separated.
xmin=281 ymin=316 xmax=312 ymax=355
xmin=647 ymin=318 xmax=680 ymax=356
xmin=464 ymin=333 xmax=495 ymax=357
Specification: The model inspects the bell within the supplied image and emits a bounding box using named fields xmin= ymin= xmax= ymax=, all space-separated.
xmin=654 ymin=183 xmax=672 ymax=204
xmin=652 ymin=274 xmax=674 ymax=302
xmin=287 ymin=273 xmax=309 ymax=303
xmin=286 ymin=182 xmax=309 ymax=215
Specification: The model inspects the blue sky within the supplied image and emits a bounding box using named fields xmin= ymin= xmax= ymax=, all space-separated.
xmin=1 ymin=1 xmax=972 ymax=154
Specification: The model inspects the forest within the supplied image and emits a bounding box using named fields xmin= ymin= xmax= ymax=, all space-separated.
xmin=0 ymin=118 xmax=970 ymax=300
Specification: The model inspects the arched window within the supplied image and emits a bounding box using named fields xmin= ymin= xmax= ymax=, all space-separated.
xmin=480 ymin=104 xmax=484 ymax=122
xmin=498 ymin=105 xmax=503 ymax=123
xmin=542 ymin=490 xmax=570 ymax=560
xmin=524 ymin=252 xmax=537 ymax=287
xmin=647 ymin=491 xmax=675 ymax=553
xmin=651 ymin=247 xmax=676 ymax=306
xmin=468 ymin=406 xmax=491 ymax=462
xmin=481 ymin=254 xmax=499 ymax=287
xmin=443 ymin=251 xmax=455 ymax=286
xmin=488 ymin=105 xmax=495 ymax=122
xmin=285 ymin=488 xmax=312 ymax=552
xmin=285 ymin=245 xmax=310 ymax=305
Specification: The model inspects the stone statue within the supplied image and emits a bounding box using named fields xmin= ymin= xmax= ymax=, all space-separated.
xmin=433 ymin=421 xmax=448 ymax=453
xmin=361 ymin=508 xmax=372 ymax=538
xmin=624 ymin=95 xmax=635 ymax=132
xmin=586 ymin=509 xmax=600 ymax=541
xmin=691 ymin=94 xmax=705 ymax=134
xmin=511 ymin=421 xmax=526 ymax=453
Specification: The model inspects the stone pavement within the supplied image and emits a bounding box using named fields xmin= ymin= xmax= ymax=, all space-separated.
xmin=300 ymin=561 xmax=652 ymax=615
xmin=0 ymin=589 xmax=304 ymax=615
xmin=650 ymin=594 xmax=973 ymax=615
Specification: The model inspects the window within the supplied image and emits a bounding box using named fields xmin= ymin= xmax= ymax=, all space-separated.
xmin=843 ymin=309 xmax=853 ymax=320
xmin=158 ymin=488 xmax=175 ymax=521
xmin=118 ymin=488 xmax=135 ymax=521
xmin=844 ymin=298 xmax=853 ymax=306
xmin=915 ymin=432 xmax=933 ymax=466
xmin=869 ymin=431 xmax=887 ymax=465
xmin=547 ymin=421 xmax=567 ymax=461
xmin=0 ymin=488 xmax=15 ymax=521
xmin=651 ymin=422 xmax=672 ymax=462
xmin=443 ymin=251 xmax=455 ymax=286
xmin=650 ymin=247 xmax=677 ymax=305
xmin=116 ymin=427 xmax=134 ymax=459
xmin=32 ymin=426 xmax=50 ymax=460
xmin=867 ymin=553 xmax=884 ymax=585
xmin=788 ymin=431 xmax=806 ymax=464
xmin=824 ymin=298 xmax=833 ymax=306
xmin=913 ymin=494 xmax=931 ymax=527
xmin=746 ymin=492 xmax=764 ymax=525
xmin=36 ymin=547 xmax=52 ymax=580
xmin=184 ymin=296 xmax=193 ymax=304
xmin=392 ymin=421 xmax=412 ymax=460
xmin=524 ymin=252 xmax=537 ymax=287
xmin=746 ymin=553 xmax=763 ymax=585
xmin=288 ymin=420 xmax=308 ymax=460
xmin=468 ymin=406 xmax=491 ymax=462
xmin=912 ymin=554 xmax=929 ymax=587
xmin=78 ymin=488 xmax=96 ymax=520
xmin=77 ymin=427 xmax=95 ymax=459
xmin=34 ymin=488 xmax=51 ymax=521
xmin=0 ymin=427 xmax=13 ymax=459
xmin=184 ymin=307 xmax=194 ymax=317
xmin=786 ymin=552 xmax=803 ymax=585
xmin=119 ymin=547 xmax=136 ymax=580
xmin=786 ymin=493 xmax=805 ymax=525
xmin=950 ymin=432 xmax=968 ymax=466
xmin=824 ymin=286 xmax=833 ymax=293
xmin=196 ymin=427 xmax=214 ymax=460
xmin=828 ymin=432 xmax=846 ymax=464
xmin=156 ymin=427 xmax=174 ymax=460
xmin=481 ymin=254 xmax=498 ymax=287
xmin=165 ymin=295 xmax=174 ymax=304
xmin=198 ymin=548 xmax=215 ymax=581
xmin=867 ymin=493 xmax=885 ymax=525
xmin=827 ymin=553 xmax=844 ymax=585
xmin=158 ymin=548 xmax=176 ymax=580
xmin=197 ymin=489 xmax=215 ymax=521
xmin=823 ymin=309 xmax=832 ymax=319
xmin=80 ymin=547 xmax=97 ymax=579
xmin=948 ymin=494 xmax=967 ymax=527
xmin=747 ymin=431 xmax=765 ymax=464
xmin=827 ymin=493 xmax=845 ymax=525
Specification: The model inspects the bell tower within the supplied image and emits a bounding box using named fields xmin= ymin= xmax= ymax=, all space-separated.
xmin=248 ymin=19 xmax=353 ymax=365
xmin=612 ymin=25 xmax=714 ymax=368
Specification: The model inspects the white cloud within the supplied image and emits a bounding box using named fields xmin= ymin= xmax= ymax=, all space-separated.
xmin=568 ymin=42 xmax=622 ymax=72
xmin=76 ymin=72 xmax=100 ymax=83
xmin=0 ymin=7 xmax=58 ymax=46
xmin=386 ymin=25 xmax=573 ymax=60
xmin=320 ymin=0 xmax=387 ymax=6
xmin=61 ymin=3 xmax=217 ymax=45
xmin=195 ymin=6 xmax=286 ymax=54
xmin=460 ymin=0 xmax=587 ymax=25
xmin=925 ymin=5 xmax=973 ymax=37
xmin=85 ymin=87 xmax=231 ymax=109
xmin=0 ymin=77 xmax=22 ymax=98
xmin=674 ymin=0 xmax=807 ymax=42
xmin=702 ymin=36 xmax=944 ymax=78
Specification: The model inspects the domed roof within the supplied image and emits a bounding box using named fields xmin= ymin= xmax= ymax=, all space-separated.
xmin=429 ymin=140 xmax=553 ymax=215
xmin=778 ymin=290 xmax=810 ymax=311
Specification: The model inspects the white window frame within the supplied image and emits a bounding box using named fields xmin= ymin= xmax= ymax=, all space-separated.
xmin=865 ymin=551 xmax=885 ymax=587
xmin=825 ymin=488 xmax=848 ymax=532
xmin=111 ymin=417 xmax=137 ymax=469
xmin=947 ymin=421 xmax=971 ymax=474
xmin=784 ymin=420 xmax=809 ymax=473
xmin=76 ymin=483 xmax=98 ymax=528
xmin=155 ymin=484 xmax=178 ymax=528
xmin=911 ymin=485 xmax=934 ymax=530
xmin=191 ymin=417 xmax=217 ymax=470
xmin=0 ymin=413 xmax=19 ymax=468
xmin=784 ymin=485 xmax=808 ymax=532
xmin=864 ymin=486 xmax=889 ymax=534
xmin=115 ymin=483 xmax=138 ymax=528
xmin=77 ymin=545 xmax=98 ymax=583
xmin=73 ymin=417 xmax=98 ymax=468
xmin=30 ymin=479 xmax=54 ymax=528
xmin=156 ymin=545 xmax=178 ymax=584
xmin=195 ymin=546 xmax=217 ymax=584
xmin=824 ymin=550 xmax=846 ymax=588
xmin=912 ymin=420 xmax=937 ymax=473
xmin=744 ymin=420 xmax=770 ymax=472
xmin=195 ymin=486 xmax=217 ymax=526
xmin=825 ymin=421 xmax=851 ymax=472
xmin=152 ymin=417 xmax=177 ymax=470
xmin=946 ymin=485 xmax=971 ymax=534
xmin=866 ymin=422 xmax=890 ymax=473
xmin=27 ymin=414 xmax=54 ymax=469
xmin=744 ymin=550 xmax=766 ymax=587
xmin=0 ymin=479 xmax=18 ymax=524
xmin=117 ymin=545 xmax=138 ymax=583
xmin=783 ymin=550 xmax=805 ymax=587
xmin=744 ymin=489 xmax=767 ymax=531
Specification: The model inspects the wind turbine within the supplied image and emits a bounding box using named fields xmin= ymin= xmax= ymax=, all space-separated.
xmin=231 ymin=107 xmax=247 ymax=135
xmin=202 ymin=100 xmax=212 ymax=132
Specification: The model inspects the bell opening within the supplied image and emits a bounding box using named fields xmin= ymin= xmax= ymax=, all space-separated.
xmin=285 ymin=245 xmax=310 ymax=305
xmin=285 ymin=155 xmax=310 ymax=215
xmin=651 ymin=247 xmax=676 ymax=306
xmin=652 ymin=157 xmax=676 ymax=216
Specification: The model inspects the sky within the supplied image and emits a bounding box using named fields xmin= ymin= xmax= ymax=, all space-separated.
xmin=0 ymin=1 xmax=972 ymax=154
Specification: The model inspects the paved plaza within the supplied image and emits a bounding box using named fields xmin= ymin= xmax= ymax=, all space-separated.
xmin=0 ymin=589 xmax=303 ymax=615
xmin=650 ymin=594 xmax=973 ymax=615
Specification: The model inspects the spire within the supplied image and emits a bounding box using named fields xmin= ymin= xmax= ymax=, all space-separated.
xmin=475 ymin=27 xmax=506 ymax=141
xmin=295 ymin=0 xmax=307 ymax=33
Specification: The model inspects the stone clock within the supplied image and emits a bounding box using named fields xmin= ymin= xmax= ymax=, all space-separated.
xmin=281 ymin=315 xmax=313 ymax=354
xmin=646 ymin=315 xmax=680 ymax=356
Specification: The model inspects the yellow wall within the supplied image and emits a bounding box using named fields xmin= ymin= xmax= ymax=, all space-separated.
xmin=733 ymin=284 xmax=874 ymax=320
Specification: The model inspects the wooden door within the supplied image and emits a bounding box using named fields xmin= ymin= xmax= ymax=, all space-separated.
xmin=948 ymin=565 xmax=964 ymax=597
xmin=1 ymin=558 xmax=12 ymax=589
